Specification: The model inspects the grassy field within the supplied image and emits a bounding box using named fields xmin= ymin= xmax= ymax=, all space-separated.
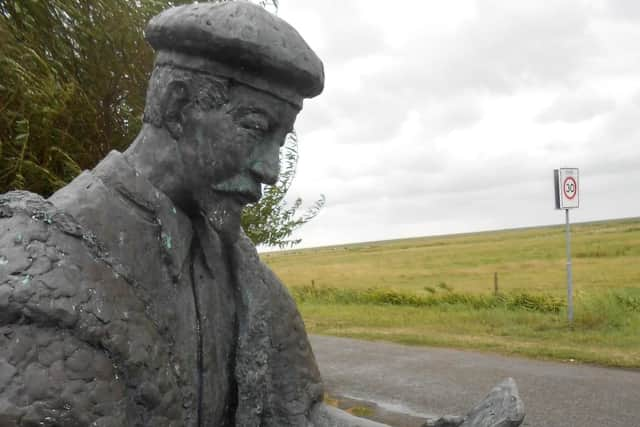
xmin=261 ymin=218 xmax=640 ymax=368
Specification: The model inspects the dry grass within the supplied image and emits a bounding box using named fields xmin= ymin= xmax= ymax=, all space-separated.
xmin=262 ymin=218 xmax=640 ymax=368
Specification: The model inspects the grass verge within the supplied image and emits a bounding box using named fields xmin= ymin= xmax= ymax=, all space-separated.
xmin=293 ymin=287 xmax=640 ymax=368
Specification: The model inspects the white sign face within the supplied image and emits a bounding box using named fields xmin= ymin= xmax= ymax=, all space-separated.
xmin=557 ymin=168 xmax=579 ymax=209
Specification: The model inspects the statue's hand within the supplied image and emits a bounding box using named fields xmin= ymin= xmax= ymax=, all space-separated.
xmin=423 ymin=378 xmax=525 ymax=427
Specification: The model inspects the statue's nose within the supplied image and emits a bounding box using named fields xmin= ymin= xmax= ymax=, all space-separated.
xmin=249 ymin=138 xmax=280 ymax=185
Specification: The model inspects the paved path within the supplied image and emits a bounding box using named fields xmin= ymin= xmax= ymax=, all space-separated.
xmin=310 ymin=335 xmax=640 ymax=427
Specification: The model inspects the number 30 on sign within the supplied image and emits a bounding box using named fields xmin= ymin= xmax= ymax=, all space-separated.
xmin=554 ymin=168 xmax=579 ymax=209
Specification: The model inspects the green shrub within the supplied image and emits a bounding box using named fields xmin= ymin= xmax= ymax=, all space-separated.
xmin=292 ymin=286 xmax=565 ymax=313
xmin=614 ymin=293 xmax=640 ymax=312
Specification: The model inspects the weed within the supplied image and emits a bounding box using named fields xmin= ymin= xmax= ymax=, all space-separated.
xmin=347 ymin=406 xmax=374 ymax=417
xmin=437 ymin=282 xmax=452 ymax=292
xmin=615 ymin=294 xmax=640 ymax=312
xmin=292 ymin=286 xmax=570 ymax=314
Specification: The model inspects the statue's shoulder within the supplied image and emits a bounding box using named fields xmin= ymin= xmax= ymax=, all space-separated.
xmin=0 ymin=190 xmax=86 ymax=240
xmin=0 ymin=190 xmax=185 ymax=425
xmin=1 ymin=191 xmax=90 ymax=310
xmin=0 ymin=189 xmax=145 ymax=330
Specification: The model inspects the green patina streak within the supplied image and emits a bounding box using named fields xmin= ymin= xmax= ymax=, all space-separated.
xmin=162 ymin=233 xmax=172 ymax=250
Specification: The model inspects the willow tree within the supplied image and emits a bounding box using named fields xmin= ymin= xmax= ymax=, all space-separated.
xmin=0 ymin=0 xmax=162 ymax=194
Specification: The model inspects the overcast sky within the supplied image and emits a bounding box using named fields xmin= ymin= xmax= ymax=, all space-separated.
xmin=273 ymin=0 xmax=640 ymax=249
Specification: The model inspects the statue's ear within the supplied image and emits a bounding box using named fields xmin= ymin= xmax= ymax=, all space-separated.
xmin=162 ymin=81 xmax=190 ymax=139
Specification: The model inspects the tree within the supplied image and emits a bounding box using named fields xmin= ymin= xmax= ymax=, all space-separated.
xmin=0 ymin=0 xmax=322 ymax=247
xmin=0 ymin=0 xmax=164 ymax=194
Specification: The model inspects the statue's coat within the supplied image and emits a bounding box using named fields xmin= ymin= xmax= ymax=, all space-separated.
xmin=0 ymin=151 xmax=323 ymax=426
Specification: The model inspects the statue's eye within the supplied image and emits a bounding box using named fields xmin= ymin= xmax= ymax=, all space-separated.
xmin=237 ymin=112 xmax=270 ymax=134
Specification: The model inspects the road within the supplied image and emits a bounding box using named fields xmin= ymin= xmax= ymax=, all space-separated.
xmin=310 ymin=335 xmax=640 ymax=427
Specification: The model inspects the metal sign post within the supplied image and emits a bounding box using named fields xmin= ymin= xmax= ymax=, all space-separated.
xmin=554 ymin=168 xmax=579 ymax=322
xmin=565 ymin=208 xmax=573 ymax=322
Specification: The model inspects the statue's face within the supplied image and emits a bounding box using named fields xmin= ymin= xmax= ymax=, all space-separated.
xmin=179 ymin=82 xmax=299 ymax=214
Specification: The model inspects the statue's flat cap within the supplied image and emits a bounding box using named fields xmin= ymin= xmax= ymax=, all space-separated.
xmin=145 ymin=1 xmax=324 ymax=107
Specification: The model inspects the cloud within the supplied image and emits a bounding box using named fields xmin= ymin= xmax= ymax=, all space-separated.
xmin=632 ymin=90 xmax=640 ymax=108
xmin=280 ymin=1 xmax=387 ymax=66
xmin=583 ymin=99 xmax=640 ymax=176
xmin=537 ymin=90 xmax=616 ymax=123
xmin=425 ymin=100 xmax=484 ymax=134
xmin=596 ymin=102 xmax=640 ymax=143
xmin=606 ymin=0 xmax=640 ymax=20
xmin=371 ymin=0 xmax=598 ymax=100
xmin=298 ymin=0 xmax=603 ymax=150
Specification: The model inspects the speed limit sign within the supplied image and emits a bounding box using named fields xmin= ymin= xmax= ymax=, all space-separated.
xmin=554 ymin=168 xmax=579 ymax=322
xmin=554 ymin=168 xmax=579 ymax=209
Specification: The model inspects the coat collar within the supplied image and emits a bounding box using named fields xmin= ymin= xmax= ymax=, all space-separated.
xmin=52 ymin=150 xmax=193 ymax=280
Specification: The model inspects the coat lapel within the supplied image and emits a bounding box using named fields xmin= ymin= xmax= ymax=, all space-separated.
xmin=229 ymin=232 xmax=323 ymax=426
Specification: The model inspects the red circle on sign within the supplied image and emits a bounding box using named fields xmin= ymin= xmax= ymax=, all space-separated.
xmin=563 ymin=176 xmax=577 ymax=200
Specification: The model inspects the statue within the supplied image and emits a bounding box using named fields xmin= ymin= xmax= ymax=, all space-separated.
xmin=0 ymin=2 xmax=524 ymax=426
